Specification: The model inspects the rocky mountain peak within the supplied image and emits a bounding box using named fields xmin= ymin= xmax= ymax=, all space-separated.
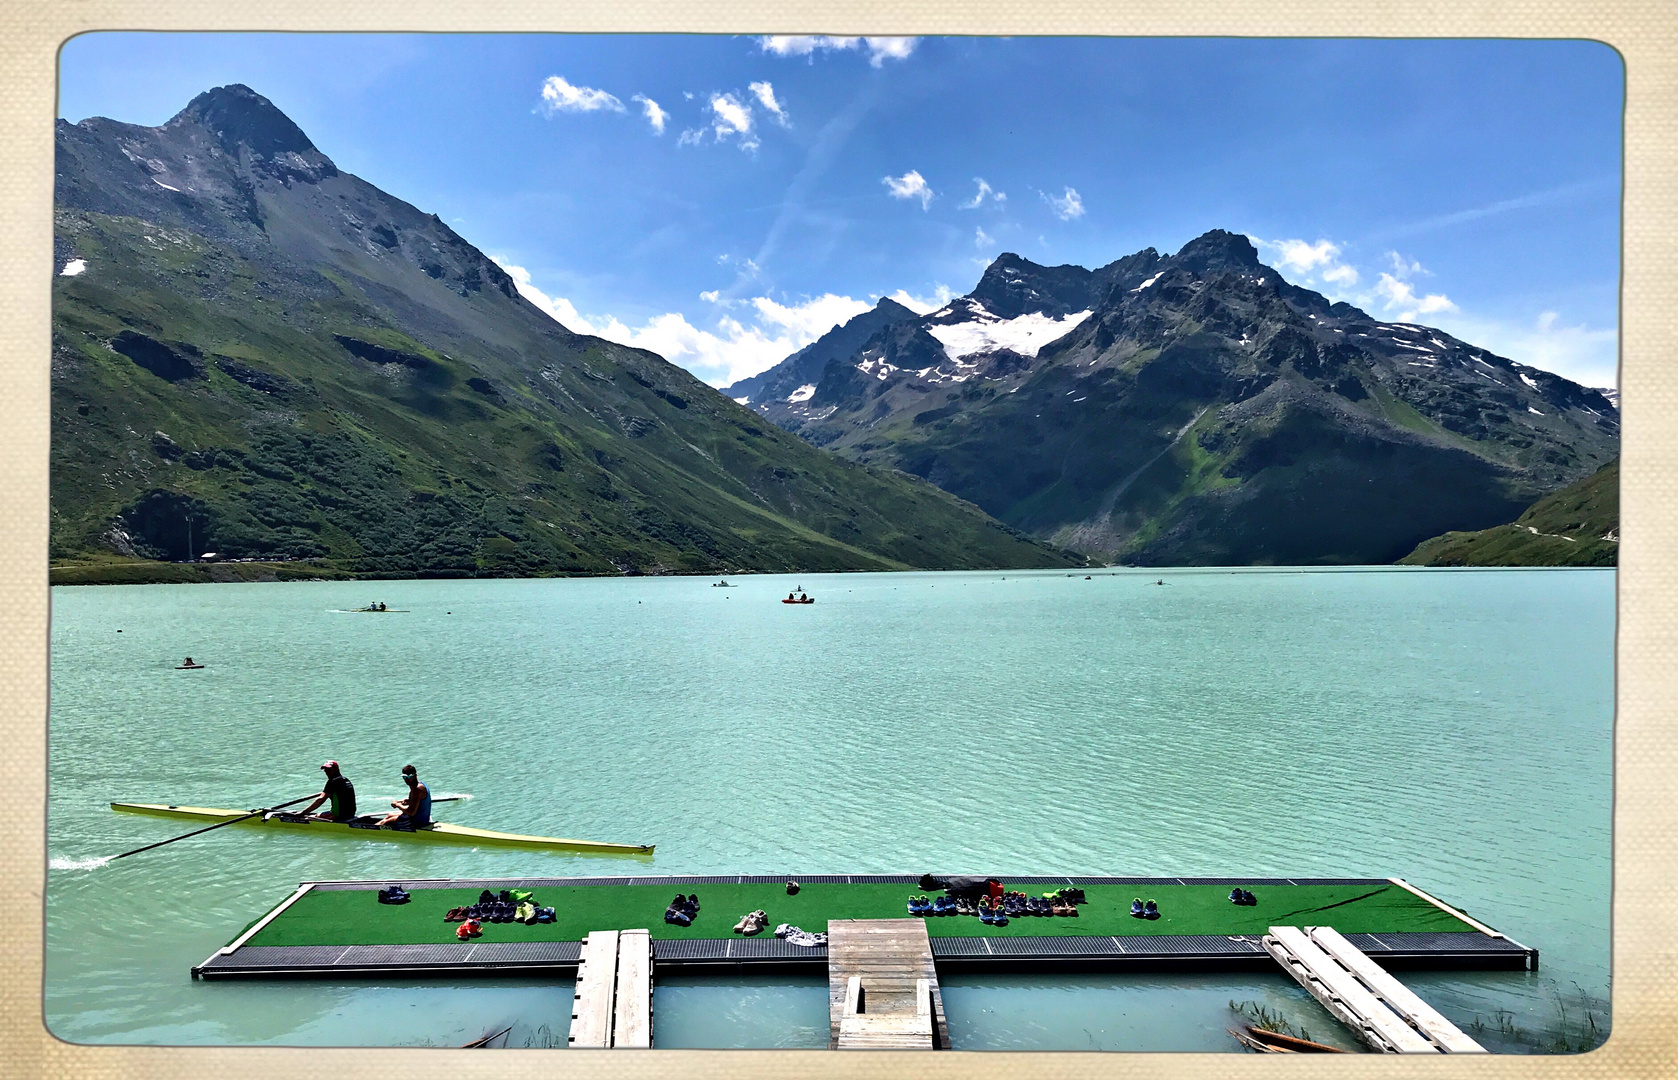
xmin=1168 ymin=228 xmax=1262 ymax=276
xmin=170 ymin=84 xmax=324 ymax=161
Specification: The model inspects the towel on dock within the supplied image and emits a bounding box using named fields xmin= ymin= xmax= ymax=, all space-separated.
xmin=773 ymin=923 xmax=827 ymax=947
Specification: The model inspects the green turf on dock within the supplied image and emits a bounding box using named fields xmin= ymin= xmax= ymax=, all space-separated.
xmin=240 ymin=881 xmax=1473 ymax=949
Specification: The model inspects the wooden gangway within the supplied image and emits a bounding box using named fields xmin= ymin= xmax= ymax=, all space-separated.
xmin=827 ymin=919 xmax=949 ymax=1049
xmin=1264 ymin=925 xmax=1485 ymax=1054
xmin=568 ymin=929 xmax=652 ymax=1048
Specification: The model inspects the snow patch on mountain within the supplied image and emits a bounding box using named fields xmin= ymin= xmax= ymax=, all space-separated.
xmin=786 ymin=384 xmax=816 ymax=403
xmin=925 ymin=308 xmax=1093 ymax=362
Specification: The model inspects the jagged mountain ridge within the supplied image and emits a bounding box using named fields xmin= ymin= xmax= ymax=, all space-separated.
xmin=740 ymin=230 xmax=1618 ymax=565
xmin=51 ymin=85 xmax=1076 ymax=577
xmin=722 ymin=297 xmax=919 ymax=408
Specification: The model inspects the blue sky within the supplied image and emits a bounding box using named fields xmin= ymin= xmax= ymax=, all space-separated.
xmin=59 ymin=34 xmax=1623 ymax=389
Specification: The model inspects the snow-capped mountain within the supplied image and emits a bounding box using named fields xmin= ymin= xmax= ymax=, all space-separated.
xmin=738 ymin=230 xmax=1619 ymax=565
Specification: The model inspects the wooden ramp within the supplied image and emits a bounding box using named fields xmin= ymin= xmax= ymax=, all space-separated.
xmin=569 ymin=929 xmax=653 ymax=1048
xmin=827 ymin=919 xmax=948 ymax=1050
xmin=1264 ymin=925 xmax=1485 ymax=1054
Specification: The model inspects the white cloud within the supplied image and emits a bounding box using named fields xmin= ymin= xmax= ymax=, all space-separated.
xmin=883 ymin=170 xmax=934 ymax=209
xmin=1042 ymin=186 xmax=1085 ymax=221
xmin=630 ymin=94 xmax=669 ymax=134
xmin=960 ymin=177 xmax=1005 ymax=209
xmin=884 ymin=285 xmax=955 ymax=314
xmin=748 ymin=81 xmax=789 ymax=126
xmin=709 ymin=93 xmax=758 ymax=150
xmin=1429 ymin=309 xmax=1618 ymax=389
xmin=863 ymin=38 xmax=918 ymax=66
xmin=1374 ymin=272 xmax=1457 ymax=320
xmin=539 ymin=75 xmax=624 ymax=114
xmin=1251 ymin=236 xmax=1359 ymax=289
xmin=758 ymin=36 xmax=919 ymax=66
xmin=495 ymin=257 xmax=887 ymax=386
xmin=1387 ymin=250 xmax=1426 ymax=277
xmin=699 ymin=290 xmax=721 ymax=303
xmin=676 ymin=128 xmax=705 ymax=147
xmin=975 ymin=227 xmax=994 ymax=249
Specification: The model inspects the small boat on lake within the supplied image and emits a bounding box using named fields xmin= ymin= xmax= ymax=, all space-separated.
xmin=110 ymin=802 xmax=654 ymax=855
xmin=175 ymin=657 xmax=205 ymax=670
xmin=782 ymin=588 xmax=814 ymax=604
xmin=712 ymin=579 xmax=736 ymax=587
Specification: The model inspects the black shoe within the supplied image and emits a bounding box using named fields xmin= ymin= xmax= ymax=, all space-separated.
xmin=479 ymin=890 xmax=496 ymax=905
xmin=1230 ymin=889 xmax=1243 ymax=904
xmin=497 ymin=890 xmax=513 ymax=904
xmin=1242 ymin=890 xmax=1257 ymax=905
xmin=786 ymin=881 xmax=801 ymax=895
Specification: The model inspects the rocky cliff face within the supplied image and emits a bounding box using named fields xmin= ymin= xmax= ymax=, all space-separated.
xmin=738 ymin=231 xmax=1618 ymax=565
xmin=51 ymin=86 xmax=1075 ymax=577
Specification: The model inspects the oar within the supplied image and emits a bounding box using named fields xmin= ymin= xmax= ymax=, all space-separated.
xmin=109 ymin=794 xmax=317 ymax=861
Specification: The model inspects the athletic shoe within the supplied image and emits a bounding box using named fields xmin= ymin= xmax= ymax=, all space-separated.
xmin=535 ymin=907 xmax=555 ymax=923
xmin=1130 ymin=898 xmax=1146 ymax=918
xmin=1230 ymin=889 xmax=1243 ymax=904
xmin=992 ymin=912 xmax=1008 ymax=926
xmin=1144 ymin=899 xmax=1159 ymax=918
xmin=664 ymin=907 xmax=691 ymax=926
xmin=444 ymin=907 xmax=467 ymax=921
xmin=516 ymin=902 xmax=537 ymax=924
xmin=478 ymin=890 xmax=496 ymax=905
xmin=980 ymin=908 xmax=995 ymax=925
xmin=786 ymin=881 xmax=800 ymax=895
xmin=1243 ymin=890 xmax=1257 ymax=905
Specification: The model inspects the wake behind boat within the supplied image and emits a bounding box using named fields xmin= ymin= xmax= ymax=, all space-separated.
xmin=110 ymin=803 xmax=653 ymax=855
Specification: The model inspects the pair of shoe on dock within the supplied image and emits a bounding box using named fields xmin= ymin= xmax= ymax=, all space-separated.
xmin=664 ymin=893 xmax=700 ymax=926
xmin=1229 ymin=888 xmax=1258 ymax=905
xmin=1130 ymin=898 xmax=1161 ymax=919
xmin=732 ymin=909 xmax=768 ymax=935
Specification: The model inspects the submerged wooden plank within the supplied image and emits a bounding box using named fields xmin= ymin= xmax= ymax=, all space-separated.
xmin=1307 ymin=926 xmax=1484 ymax=1053
xmin=568 ymin=930 xmax=619 ymax=1048
xmin=1265 ymin=926 xmax=1437 ymax=1053
xmin=613 ymin=929 xmax=652 ymax=1048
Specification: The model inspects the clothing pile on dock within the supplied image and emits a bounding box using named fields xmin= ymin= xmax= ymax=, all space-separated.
xmin=732 ymin=909 xmax=769 ymax=935
xmin=773 ymin=924 xmax=827 ymax=947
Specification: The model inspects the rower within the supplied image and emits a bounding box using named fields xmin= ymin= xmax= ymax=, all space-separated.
xmin=379 ymin=764 xmax=431 ymax=827
xmin=302 ymin=760 xmax=357 ymax=822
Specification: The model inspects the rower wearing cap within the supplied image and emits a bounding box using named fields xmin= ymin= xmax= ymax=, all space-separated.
xmin=301 ymin=761 xmax=357 ymax=822
xmin=378 ymin=765 xmax=431 ymax=828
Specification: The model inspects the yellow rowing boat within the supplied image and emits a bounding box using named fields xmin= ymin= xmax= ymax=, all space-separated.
xmin=110 ymin=803 xmax=653 ymax=855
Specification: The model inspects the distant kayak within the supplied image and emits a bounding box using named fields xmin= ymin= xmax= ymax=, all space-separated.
xmin=711 ymin=580 xmax=736 ymax=587
xmin=782 ymin=593 xmax=815 ymax=604
xmin=175 ymin=659 xmax=205 ymax=670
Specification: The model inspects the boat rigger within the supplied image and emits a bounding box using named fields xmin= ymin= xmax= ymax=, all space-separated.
xmin=110 ymin=803 xmax=654 ymax=855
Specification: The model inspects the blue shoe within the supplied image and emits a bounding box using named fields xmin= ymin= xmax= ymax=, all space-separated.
xmin=1230 ymin=889 xmax=1243 ymax=904
xmin=1242 ymin=890 xmax=1256 ymax=905
xmin=1130 ymin=898 xmax=1145 ymax=918
xmin=1144 ymin=899 xmax=1159 ymax=918
xmin=992 ymin=912 xmax=1008 ymax=926
xmin=980 ymin=908 xmax=995 ymax=925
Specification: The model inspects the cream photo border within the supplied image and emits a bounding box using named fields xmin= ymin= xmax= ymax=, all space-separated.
xmin=2 ymin=3 xmax=1670 ymax=1078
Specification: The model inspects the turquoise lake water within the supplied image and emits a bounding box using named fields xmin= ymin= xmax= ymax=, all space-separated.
xmin=45 ymin=568 xmax=1614 ymax=1052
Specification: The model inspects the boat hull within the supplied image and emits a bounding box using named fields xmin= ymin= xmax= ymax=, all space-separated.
xmin=110 ymin=803 xmax=653 ymax=855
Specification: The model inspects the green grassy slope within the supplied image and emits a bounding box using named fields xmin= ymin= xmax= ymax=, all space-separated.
xmin=1400 ymin=457 xmax=1618 ymax=567
xmin=51 ymin=91 xmax=1078 ymax=582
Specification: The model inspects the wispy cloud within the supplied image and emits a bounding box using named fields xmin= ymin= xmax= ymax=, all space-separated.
xmin=630 ymin=94 xmax=669 ymax=134
xmin=1374 ymin=273 xmax=1457 ymax=319
xmin=709 ymin=92 xmax=758 ymax=151
xmin=758 ymin=36 xmax=919 ymax=66
xmin=677 ymin=127 xmax=705 ymax=147
xmin=1432 ymin=309 xmax=1619 ymax=389
xmin=883 ymin=170 xmax=934 ymax=209
xmin=1368 ymin=180 xmax=1616 ymax=241
xmin=1250 ymin=236 xmax=1360 ymax=288
xmin=495 ymin=257 xmax=884 ymax=386
xmin=975 ymin=226 xmax=994 ymax=249
xmin=960 ymin=177 xmax=1005 ymax=209
xmin=884 ymin=285 xmax=955 ymax=314
xmin=1041 ymin=186 xmax=1084 ymax=221
xmin=749 ymin=81 xmax=790 ymax=126
xmin=539 ymin=75 xmax=624 ymax=114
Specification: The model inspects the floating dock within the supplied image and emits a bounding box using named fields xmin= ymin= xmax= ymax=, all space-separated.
xmin=193 ymin=874 xmax=1534 ymax=979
